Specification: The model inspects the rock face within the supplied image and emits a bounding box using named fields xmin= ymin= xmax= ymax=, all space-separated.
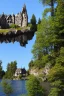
xmin=0 ymin=29 xmax=35 ymax=47
xmin=0 ymin=4 xmax=28 ymax=28
xmin=43 ymin=64 xmax=50 ymax=75
xmin=30 ymin=68 xmax=39 ymax=76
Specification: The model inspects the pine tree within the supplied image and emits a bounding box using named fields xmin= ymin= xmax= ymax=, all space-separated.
xmin=30 ymin=14 xmax=36 ymax=25
xmin=52 ymin=0 xmax=64 ymax=52
xmin=38 ymin=18 xmax=41 ymax=24
xmin=30 ymin=14 xmax=37 ymax=31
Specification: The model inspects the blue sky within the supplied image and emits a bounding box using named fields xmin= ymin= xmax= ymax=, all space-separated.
xmin=0 ymin=0 xmax=45 ymax=71
xmin=0 ymin=0 xmax=45 ymax=22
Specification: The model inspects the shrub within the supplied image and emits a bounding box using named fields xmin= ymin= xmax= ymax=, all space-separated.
xmin=10 ymin=24 xmax=19 ymax=28
xmin=1 ymin=79 xmax=13 ymax=96
xmin=26 ymin=75 xmax=45 ymax=96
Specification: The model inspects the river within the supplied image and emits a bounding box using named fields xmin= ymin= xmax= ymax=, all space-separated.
xmin=0 ymin=80 xmax=27 ymax=96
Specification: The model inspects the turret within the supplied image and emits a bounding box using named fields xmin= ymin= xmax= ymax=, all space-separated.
xmin=22 ymin=4 xmax=27 ymax=13
xmin=22 ymin=4 xmax=28 ymax=27
xmin=12 ymin=14 xmax=15 ymax=24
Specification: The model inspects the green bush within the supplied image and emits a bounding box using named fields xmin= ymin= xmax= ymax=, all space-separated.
xmin=28 ymin=23 xmax=32 ymax=28
xmin=1 ymin=79 xmax=13 ymax=96
xmin=26 ymin=75 xmax=45 ymax=96
xmin=19 ymin=74 xmax=22 ymax=79
xmin=48 ymin=88 xmax=61 ymax=96
xmin=10 ymin=24 xmax=19 ymax=28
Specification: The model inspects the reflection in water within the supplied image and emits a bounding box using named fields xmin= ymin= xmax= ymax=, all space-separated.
xmin=11 ymin=80 xmax=27 ymax=96
xmin=0 ymin=80 xmax=27 ymax=96
xmin=0 ymin=30 xmax=35 ymax=47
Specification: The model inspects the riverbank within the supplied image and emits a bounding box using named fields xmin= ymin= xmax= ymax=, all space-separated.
xmin=13 ymin=76 xmax=29 ymax=80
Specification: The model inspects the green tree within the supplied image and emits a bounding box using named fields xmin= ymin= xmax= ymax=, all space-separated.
xmin=30 ymin=14 xmax=36 ymax=25
xmin=48 ymin=64 xmax=64 ymax=96
xmin=32 ymin=0 xmax=64 ymax=63
xmin=0 ymin=60 xmax=2 ymax=70
xmin=30 ymin=14 xmax=37 ymax=31
xmin=0 ymin=60 xmax=2 ymax=78
xmin=31 ymin=0 xmax=64 ymax=95
xmin=28 ymin=60 xmax=34 ymax=69
xmin=52 ymin=0 xmax=64 ymax=52
xmin=1 ymin=79 xmax=13 ymax=96
xmin=31 ymin=17 xmax=56 ymax=69
xmin=4 ymin=61 xmax=17 ymax=79
xmin=0 ymin=60 xmax=5 ymax=79
xmin=32 ymin=17 xmax=54 ymax=59
xmin=48 ymin=88 xmax=61 ymax=96
xmin=38 ymin=18 xmax=41 ymax=24
xmin=26 ymin=75 xmax=45 ymax=96
xmin=56 ymin=47 xmax=64 ymax=66
xmin=47 ymin=1 xmax=64 ymax=94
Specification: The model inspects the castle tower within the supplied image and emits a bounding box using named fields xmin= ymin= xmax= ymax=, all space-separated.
xmin=12 ymin=14 xmax=15 ymax=24
xmin=22 ymin=4 xmax=28 ymax=27
xmin=15 ymin=12 xmax=22 ymax=27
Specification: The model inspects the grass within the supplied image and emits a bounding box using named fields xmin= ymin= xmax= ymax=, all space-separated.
xmin=0 ymin=26 xmax=30 ymax=34
xmin=16 ymin=26 xmax=30 ymax=30
xmin=0 ymin=29 xmax=10 ymax=34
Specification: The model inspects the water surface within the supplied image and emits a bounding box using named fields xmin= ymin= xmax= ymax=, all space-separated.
xmin=0 ymin=80 xmax=27 ymax=96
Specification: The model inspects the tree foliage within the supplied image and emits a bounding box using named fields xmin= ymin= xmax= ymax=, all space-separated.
xmin=0 ymin=60 xmax=5 ymax=79
xmin=26 ymin=75 xmax=45 ymax=96
xmin=48 ymin=64 xmax=64 ymax=96
xmin=4 ymin=61 xmax=17 ymax=79
xmin=1 ymin=79 xmax=13 ymax=96
xmin=48 ymin=64 xmax=64 ymax=82
xmin=30 ymin=14 xmax=37 ymax=31
xmin=48 ymin=88 xmax=61 ymax=96
xmin=38 ymin=18 xmax=41 ymax=24
xmin=31 ymin=0 xmax=64 ymax=95
xmin=30 ymin=14 xmax=36 ymax=25
xmin=39 ymin=0 xmax=57 ymax=16
xmin=28 ymin=60 xmax=34 ymax=69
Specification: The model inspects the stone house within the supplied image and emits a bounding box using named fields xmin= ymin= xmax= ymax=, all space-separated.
xmin=14 ymin=68 xmax=26 ymax=77
xmin=0 ymin=4 xmax=28 ymax=28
